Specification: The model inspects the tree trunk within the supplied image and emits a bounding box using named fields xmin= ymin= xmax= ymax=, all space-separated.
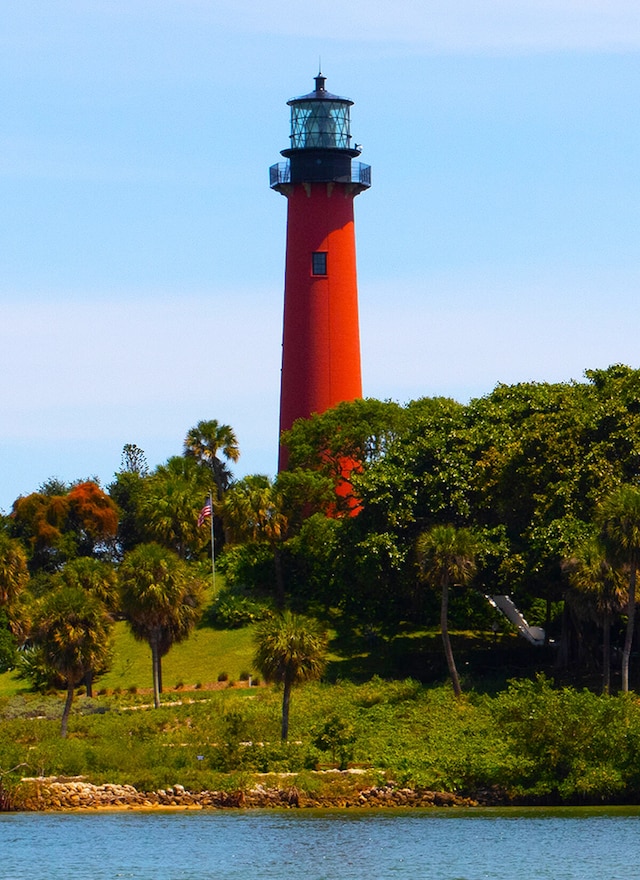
xmin=545 ymin=596 xmax=552 ymax=646
xmin=440 ymin=578 xmax=462 ymax=698
xmin=61 ymin=680 xmax=75 ymax=738
xmin=84 ymin=669 xmax=93 ymax=699
xmin=621 ymin=560 xmax=636 ymax=693
xmin=151 ymin=638 xmax=161 ymax=709
xmin=274 ymin=546 xmax=285 ymax=610
xmin=281 ymin=678 xmax=292 ymax=741
xmin=602 ymin=610 xmax=611 ymax=696
xmin=555 ymin=600 xmax=571 ymax=671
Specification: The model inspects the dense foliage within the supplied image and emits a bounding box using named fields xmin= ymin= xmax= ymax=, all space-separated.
xmin=4 ymin=367 xmax=640 ymax=756
xmin=2 ymin=677 xmax=640 ymax=805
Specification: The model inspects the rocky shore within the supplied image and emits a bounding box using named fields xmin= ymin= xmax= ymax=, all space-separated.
xmin=13 ymin=776 xmax=480 ymax=811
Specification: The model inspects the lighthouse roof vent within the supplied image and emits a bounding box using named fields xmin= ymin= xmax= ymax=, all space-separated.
xmin=287 ymin=73 xmax=354 ymax=106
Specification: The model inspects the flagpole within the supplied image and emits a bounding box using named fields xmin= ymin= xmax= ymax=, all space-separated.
xmin=209 ymin=492 xmax=216 ymax=591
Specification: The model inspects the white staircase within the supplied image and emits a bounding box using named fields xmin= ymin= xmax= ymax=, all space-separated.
xmin=486 ymin=595 xmax=546 ymax=646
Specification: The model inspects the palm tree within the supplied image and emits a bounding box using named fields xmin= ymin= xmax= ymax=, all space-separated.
xmin=56 ymin=557 xmax=118 ymax=612
xmin=218 ymin=475 xmax=289 ymax=606
xmin=54 ymin=557 xmax=119 ymax=696
xmin=597 ymin=485 xmax=640 ymax=692
xmin=254 ymin=611 xmax=327 ymax=740
xmin=184 ymin=419 xmax=240 ymax=500
xmin=0 ymin=533 xmax=29 ymax=608
xmin=565 ymin=535 xmax=627 ymax=694
xmin=32 ymin=586 xmax=112 ymax=737
xmin=119 ymin=543 xmax=204 ymax=708
xmin=139 ymin=457 xmax=210 ymax=559
xmin=417 ymin=524 xmax=477 ymax=698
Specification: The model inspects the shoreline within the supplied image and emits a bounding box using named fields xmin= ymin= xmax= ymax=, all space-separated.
xmin=11 ymin=776 xmax=481 ymax=812
xmin=9 ymin=775 xmax=640 ymax=813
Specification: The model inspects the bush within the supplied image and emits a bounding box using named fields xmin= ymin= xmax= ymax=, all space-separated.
xmin=312 ymin=714 xmax=356 ymax=769
xmin=16 ymin=646 xmax=65 ymax=692
xmin=0 ymin=611 xmax=18 ymax=673
xmin=490 ymin=675 xmax=640 ymax=801
xmin=207 ymin=590 xmax=273 ymax=629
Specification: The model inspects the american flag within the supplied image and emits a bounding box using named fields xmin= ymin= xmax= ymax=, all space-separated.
xmin=197 ymin=496 xmax=212 ymax=527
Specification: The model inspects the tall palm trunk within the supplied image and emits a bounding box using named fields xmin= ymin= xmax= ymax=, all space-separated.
xmin=281 ymin=677 xmax=292 ymax=741
xmin=274 ymin=547 xmax=285 ymax=610
xmin=151 ymin=636 xmax=161 ymax=709
xmin=602 ymin=610 xmax=611 ymax=695
xmin=440 ymin=575 xmax=462 ymax=698
xmin=621 ymin=558 xmax=636 ymax=693
xmin=61 ymin=680 xmax=75 ymax=738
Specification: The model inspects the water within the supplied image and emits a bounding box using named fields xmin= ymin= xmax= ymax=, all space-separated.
xmin=1 ymin=808 xmax=639 ymax=879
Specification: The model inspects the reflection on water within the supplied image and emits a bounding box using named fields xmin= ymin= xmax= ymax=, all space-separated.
xmin=2 ymin=808 xmax=640 ymax=880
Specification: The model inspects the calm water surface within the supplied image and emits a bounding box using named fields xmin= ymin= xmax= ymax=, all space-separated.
xmin=1 ymin=808 xmax=639 ymax=880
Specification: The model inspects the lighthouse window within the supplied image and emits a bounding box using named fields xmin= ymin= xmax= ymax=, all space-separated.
xmin=312 ymin=252 xmax=327 ymax=275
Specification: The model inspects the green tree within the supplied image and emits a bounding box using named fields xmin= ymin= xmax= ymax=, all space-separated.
xmin=218 ymin=475 xmax=288 ymax=605
xmin=332 ymin=396 xmax=470 ymax=628
xmin=119 ymin=443 xmax=149 ymax=476
xmin=0 ymin=609 xmax=18 ymax=672
xmin=597 ymin=485 xmax=640 ymax=693
xmin=253 ymin=611 xmax=327 ymax=740
xmin=119 ymin=543 xmax=204 ymax=707
xmin=282 ymin=398 xmax=405 ymax=511
xmin=139 ymin=457 xmax=210 ymax=559
xmin=53 ymin=557 xmax=118 ymax=696
xmin=184 ymin=419 xmax=240 ymax=500
xmin=218 ymin=471 xmax=334 ymax=607
xmin=108 ymin=445 xmax=151 ymax=556
xmin=565 ymin=535 xmax=627 ymax=694
xmin=32 ymin=586 xmax=112 ymax=736
xmin=55 ymin=557 xmax=118 ymax=612
xmin=0 ymin=533 xmax=29 ymax=608
xmin=108 ymin=469 xmax=148 ymax=556
xmin=417 ymin=524 xmax=477 ymax=697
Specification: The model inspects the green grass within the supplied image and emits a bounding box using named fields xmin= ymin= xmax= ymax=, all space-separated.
xmin=0 ymin=621 xmax=258 ymax=698
xmin=0 ymin=614 xmax=556 ymax=699
xmin=98 ymin=621 xmax=258 ymax=692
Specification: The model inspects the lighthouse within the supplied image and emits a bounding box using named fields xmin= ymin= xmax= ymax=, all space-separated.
xmin=270 ymin=73 xmax=371 ymax=470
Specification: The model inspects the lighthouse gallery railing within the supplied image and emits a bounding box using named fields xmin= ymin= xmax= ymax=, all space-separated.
xmin=269 ymin=161 xmax=371 ymax=189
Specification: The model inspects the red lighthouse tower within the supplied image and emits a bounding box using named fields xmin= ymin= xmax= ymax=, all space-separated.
xmin=270 ymin=74 xmax=371 ymax=470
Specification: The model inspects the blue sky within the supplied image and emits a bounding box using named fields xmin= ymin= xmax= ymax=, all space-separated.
xmin=1 ymin=1 xmax=639 ymax=511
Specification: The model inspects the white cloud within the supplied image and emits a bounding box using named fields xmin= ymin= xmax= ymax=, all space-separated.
xmin=9 ymin=0 xmax=640 ymax=55
xmin=218 ymin=0 xmax=640 ymax=52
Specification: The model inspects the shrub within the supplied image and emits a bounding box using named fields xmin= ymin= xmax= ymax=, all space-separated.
xmin=0 ymin=610 xmax=18 ymax=673
xmin=16 ymin=646 xmax=64 ymax=693
xmin=207 ymin=590 xmax=273 ymax=629
xmin=312 ymin=714 xmax=357 ymax=770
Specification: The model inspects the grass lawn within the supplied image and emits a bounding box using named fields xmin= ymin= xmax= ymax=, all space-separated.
xmin=0 ymin=610 xmax=553 ymax=699
xmin=100 ymin=621 xmax=258 ymax=692
xmin=0 ymin=620 xmax=258 ymax=698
